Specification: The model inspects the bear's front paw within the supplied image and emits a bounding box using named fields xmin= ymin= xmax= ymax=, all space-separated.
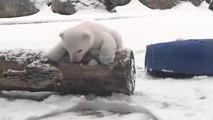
xmin=99 ymin=56 xmax=114 ymax=65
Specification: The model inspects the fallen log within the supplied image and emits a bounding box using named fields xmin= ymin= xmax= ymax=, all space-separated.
xmin=0 ymin=49 xmax=136 ymax=96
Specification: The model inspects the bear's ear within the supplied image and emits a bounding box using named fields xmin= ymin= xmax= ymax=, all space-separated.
xmin=59 ymin=32 xmax=64 ymax=39
xmin=82 ymin=32 xmax=91 ymax=39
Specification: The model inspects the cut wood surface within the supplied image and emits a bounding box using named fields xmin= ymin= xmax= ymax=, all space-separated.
xmin=0 ymin=49 xmax=136 ymax=96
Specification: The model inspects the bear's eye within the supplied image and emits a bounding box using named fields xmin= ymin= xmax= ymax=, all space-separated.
xmin=77 ymin=49 xmax=82 ymax=53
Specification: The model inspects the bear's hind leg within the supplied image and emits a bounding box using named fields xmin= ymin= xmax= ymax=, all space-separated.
xmin=110 ymin=30 xmax=123 ymax=50
xmin=99 ymin=33 xmax=117 ymax=64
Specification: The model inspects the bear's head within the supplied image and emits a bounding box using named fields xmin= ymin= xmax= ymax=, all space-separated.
xmin=60 ymin=29 xmax=93 ymax=63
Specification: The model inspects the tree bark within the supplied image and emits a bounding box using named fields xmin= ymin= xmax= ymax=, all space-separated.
xmin=0 ymin=49 xmax=136 ymax=96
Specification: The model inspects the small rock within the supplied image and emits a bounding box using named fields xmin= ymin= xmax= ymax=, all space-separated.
xmin=0 ymin=0 xmax=39 ymax=18
xmin=138 ymin=0 xmax=202 ymax=9
xmin=209 ymin=0 xmax=213 ymax=11
xmin=104 ymin=0 xmax=130 ymax=11
xmin=188 ymin=0 xmax=202 ymax=6
xmin=205 ymin=0 xmax=211 ymax=4
xmin=51 ymin=0 xmax=76 ymax=15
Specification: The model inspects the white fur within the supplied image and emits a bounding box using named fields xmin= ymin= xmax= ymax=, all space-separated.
xmin=48 ymin=21 xmax=123 ymax=64
xmin=47 ymin=41 xmax=67 ymax=62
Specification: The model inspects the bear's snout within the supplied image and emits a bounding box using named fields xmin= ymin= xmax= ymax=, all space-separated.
xmin=70 ymin=54 xmax=83 ymax=63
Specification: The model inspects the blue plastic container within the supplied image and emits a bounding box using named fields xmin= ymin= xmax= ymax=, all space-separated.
xmin=145 ymin=39 xmax=213 ymax=78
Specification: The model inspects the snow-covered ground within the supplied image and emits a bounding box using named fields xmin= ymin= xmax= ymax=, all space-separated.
xmin=1 ymin=1 xmax=213 ymax=120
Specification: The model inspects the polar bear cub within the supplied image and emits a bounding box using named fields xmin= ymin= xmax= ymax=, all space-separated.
xmin=48 ymin=21 xmax=123 ymax=64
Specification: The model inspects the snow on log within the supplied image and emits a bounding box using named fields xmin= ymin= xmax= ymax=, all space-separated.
xmin=0 ymin=49 xmax=136 ymax=96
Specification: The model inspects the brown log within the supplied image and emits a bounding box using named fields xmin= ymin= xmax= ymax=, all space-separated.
xmin=0 ymin=49 xmax=136 ymax=96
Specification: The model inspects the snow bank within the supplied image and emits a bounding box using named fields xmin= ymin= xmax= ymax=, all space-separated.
xmin=0 ymin=49 xmax=47 ymax=64
xmin=74 ymin=0 xmax=106 ymax=10
xmin=0 ymin=1 xmax=210 ymax=26
xmin=115 ymin=0 xmax=152 ymax=12
xmin=30 ymin=0 xmax=49 ymax=9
